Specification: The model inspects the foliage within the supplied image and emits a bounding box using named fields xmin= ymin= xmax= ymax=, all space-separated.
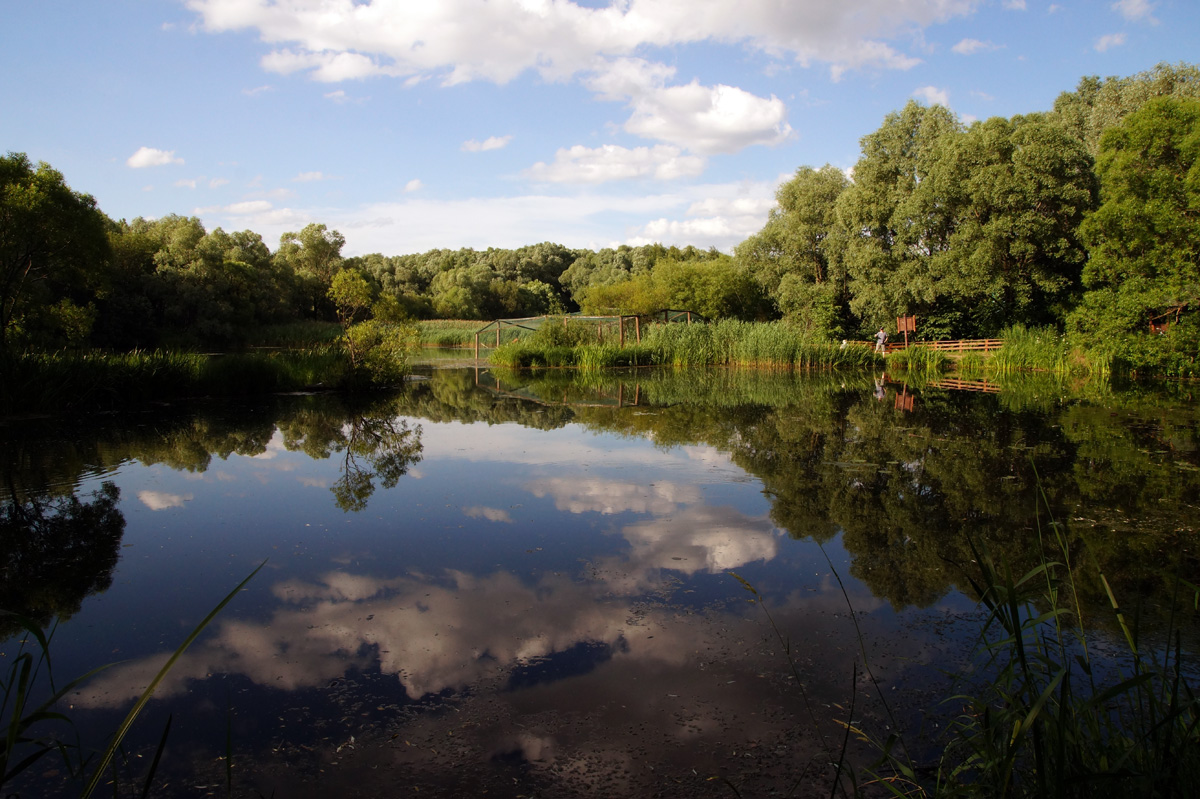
xmin=1052 ymin=61 xmax=1200 ymax=155
xmin=342 ymin=319 xmax=418 ymax=387
xmin=737 ymin=164 xmax=852 ymax=331
xmin=1070 ymin=97 xmax=1200 ymax=347
xmin=580 ymin=253 xmax=765 ymax=320
xmin=0 ymin=152 xmax=112 ymax=351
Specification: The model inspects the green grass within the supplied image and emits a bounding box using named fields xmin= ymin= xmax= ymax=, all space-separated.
xmin=0 ymin=348 xmax=360 ymax=415
xmin=862 ymin=492 xmax=1200 ymax=797
xmin=886 ymin=344 xmax=952 ymax=375
xmin=489 ymin=319 xmax=888 ymax=371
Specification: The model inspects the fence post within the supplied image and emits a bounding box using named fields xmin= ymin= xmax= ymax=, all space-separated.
xmin=474 ymin=332 xmax=479 ymax=359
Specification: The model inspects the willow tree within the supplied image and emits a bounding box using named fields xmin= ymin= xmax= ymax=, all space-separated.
xmin=737 ymin=164 xmax=850 ymax=332
xmin=1072 ymin=96 xmax=1200 ymax=339
xmin=837 ymin=101 xmax=962 ymax=336
xmin=923 ymin=114 xmax=1097 ymax=335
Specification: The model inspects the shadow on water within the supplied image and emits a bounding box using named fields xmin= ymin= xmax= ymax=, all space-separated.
xmin=1 ymin=367 xmax=1198 ymax=796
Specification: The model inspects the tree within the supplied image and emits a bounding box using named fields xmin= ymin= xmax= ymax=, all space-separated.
xmin=1072 ymin=96 xmax=1200 ymax=338
xmin=923 ymin=115 xmax=1097 ymax=335
xmin=0 ymin=152 xmax=111 ymax=349
xmin=1053 ymin=62 xmax=1200 ymax=155
xmin=275 ymin=223 xmax=346 ymax=318
xmin=837 ymin=101 xmax=962 ymax=335
xmin=737 ymin=164 xmax=850 ymax=330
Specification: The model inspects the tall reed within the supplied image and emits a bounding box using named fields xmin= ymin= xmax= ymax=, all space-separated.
xmin=867 ymin=497 xmax=1200 ymax=797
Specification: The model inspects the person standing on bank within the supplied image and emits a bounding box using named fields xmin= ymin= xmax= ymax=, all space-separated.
xmin=874 ymin=327 xmax=888 ymax=353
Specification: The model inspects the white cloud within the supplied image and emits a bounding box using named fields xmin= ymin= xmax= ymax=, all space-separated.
xmin=625 ymin=81 xmax=792 ymax=155
xmin=209 ymin=177 xmax=230 ymax=188
xmin=293 ymin=171 xmax=327 ymax=182
xmin=1111 ymin=0 xmax=1156 ymax=23
xmin=187 ymin=0 xmax=976 ymax=86
xmin=137 ymin=490 xmax=192 ymax=510
xmin=525 ymin=144 xmax=706 ymax=184
xmin=912 ymin=85 xmax=950 ymax=107
xmin=404 ymin=179 xmax=423 ymax=192
xmin=243 ymin=84 xmax=273 ymax=96
xmin=1094 ymin=32 xmax=1127 ymax=52
xmin=462 ymin=135 xmax=513 ymax=152
xmin=952 ymin=38 xmax=997 ymax=55
xmin=126 ymin=146 xmax=183 ymax=168
xmin=1003 ymin=0 xmax=1026 ymax=9
xmin=174 ymin=178 xmax=198 ymax=189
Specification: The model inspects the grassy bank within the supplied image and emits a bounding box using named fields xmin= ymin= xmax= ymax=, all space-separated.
xmin=491 ymin=318 xmax=889 ymax=370
xmin=489 ymin=319 xmax=1199 ymax=380
xmin=1 ymin=348 xmax=351 ymax=416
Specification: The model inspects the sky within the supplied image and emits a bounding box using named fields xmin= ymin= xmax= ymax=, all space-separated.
xmin=3 ymin=0 xmax=1197 ymax=257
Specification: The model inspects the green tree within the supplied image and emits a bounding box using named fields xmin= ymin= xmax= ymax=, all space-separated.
xmin=0 ymin=152 xmax=111 ymax=349
xmin=924 ymin=115 xmax=1097 ymax=335
xmin=275 ymin=223 xmax=346 ymax=318
xmin=1053 ymin=62 xmax=1200 ymax=155
xmin=838 ymin=101 xmax=962 ymax=336
xmin=1072 ymin=97 xmax=1200 ymax=339
xmin=737 ymin=164 xmax=850 ymax=331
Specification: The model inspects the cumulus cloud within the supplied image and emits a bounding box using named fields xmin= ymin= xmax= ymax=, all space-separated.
xmin=1094 ymin=32 xmax=1127 ymax=51
xmin=623 ymin=81 xmax=792 ymax=155
xmin=404 ymin=178 xmax=423 ymax=192
xmin=913 ymin=85 xmax=950 ymax=107
xmin=187 ymin=0 xmax=970 ymax=86
xmin=126 ymin=147 xmax=183 ymax=168
xmin=462 ymin=135 xmax=513 ymax=152
xmin=525 ymin=144 xmax=706 ymax=184
xmin=1111 ymin=0 xmax=1156 ymax=22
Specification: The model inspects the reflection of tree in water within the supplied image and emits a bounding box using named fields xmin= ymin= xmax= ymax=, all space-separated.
xmin=276 ymin=396 xmax=423 ymax=512
xmin=0 ymin=481 xmax=125 ymax=639
xmin=331 ymin=415 xmax=422 ymax=512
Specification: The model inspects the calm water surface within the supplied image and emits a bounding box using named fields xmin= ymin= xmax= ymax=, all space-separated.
xmin=3 ymin=367 xmax=1197 ymax=797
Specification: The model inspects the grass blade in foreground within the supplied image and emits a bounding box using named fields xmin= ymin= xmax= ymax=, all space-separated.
xmin=80 ymin=560 xmax=266 ymax=799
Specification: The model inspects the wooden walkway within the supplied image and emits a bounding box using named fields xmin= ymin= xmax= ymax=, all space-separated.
xmin=849 ymin=338 xmax=1003 ymax=356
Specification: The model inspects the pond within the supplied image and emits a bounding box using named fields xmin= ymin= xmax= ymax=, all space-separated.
xmin=3 ymin=366 xmax=1198 ymax=798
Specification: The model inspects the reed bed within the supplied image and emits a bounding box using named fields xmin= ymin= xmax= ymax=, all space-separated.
xmin=886 ymin=344 xmax=952 ymax=375
xmin=863 ymin=498 xmax=1200 ymax=797
xmin=989 ymin=325 xmax=1090 ymax=375
xmin=496 ymin=319 xmax=887 ymax=371
xmin=244 ymin=320 xmax=342 ymax=348
xmin=416 ymin=319 xmax=485 ymax=347
xmin=1 ymin=349 xmax=351 ymax=415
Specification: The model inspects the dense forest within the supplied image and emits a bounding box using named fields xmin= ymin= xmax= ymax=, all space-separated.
xmin=2 ymin=63 xmax=1198 ymax=372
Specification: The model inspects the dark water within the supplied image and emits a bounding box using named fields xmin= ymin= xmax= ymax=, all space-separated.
xmin=2 ymin=367 xmax=1198 ymax=797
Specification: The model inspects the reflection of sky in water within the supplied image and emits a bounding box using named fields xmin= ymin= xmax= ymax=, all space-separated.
xmin=37 ymin=413 xmax=969 ymax=796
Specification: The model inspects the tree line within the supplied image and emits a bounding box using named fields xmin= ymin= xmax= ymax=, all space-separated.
xmin=2 ymin=63 xmax=1197 ymax=367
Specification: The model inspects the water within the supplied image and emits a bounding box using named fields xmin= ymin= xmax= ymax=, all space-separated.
xmin=2 ymin=367 xmax=1197 ymax=797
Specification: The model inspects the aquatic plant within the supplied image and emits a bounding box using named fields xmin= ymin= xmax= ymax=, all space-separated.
xmin=0 ymin=563 xmax=263 ymax=798
xmin=863 ymin=498 xmax=1200 ymax=797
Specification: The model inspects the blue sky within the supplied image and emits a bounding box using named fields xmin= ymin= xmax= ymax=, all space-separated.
xmin=3 ymin=0 xmax=1196 ymax=256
